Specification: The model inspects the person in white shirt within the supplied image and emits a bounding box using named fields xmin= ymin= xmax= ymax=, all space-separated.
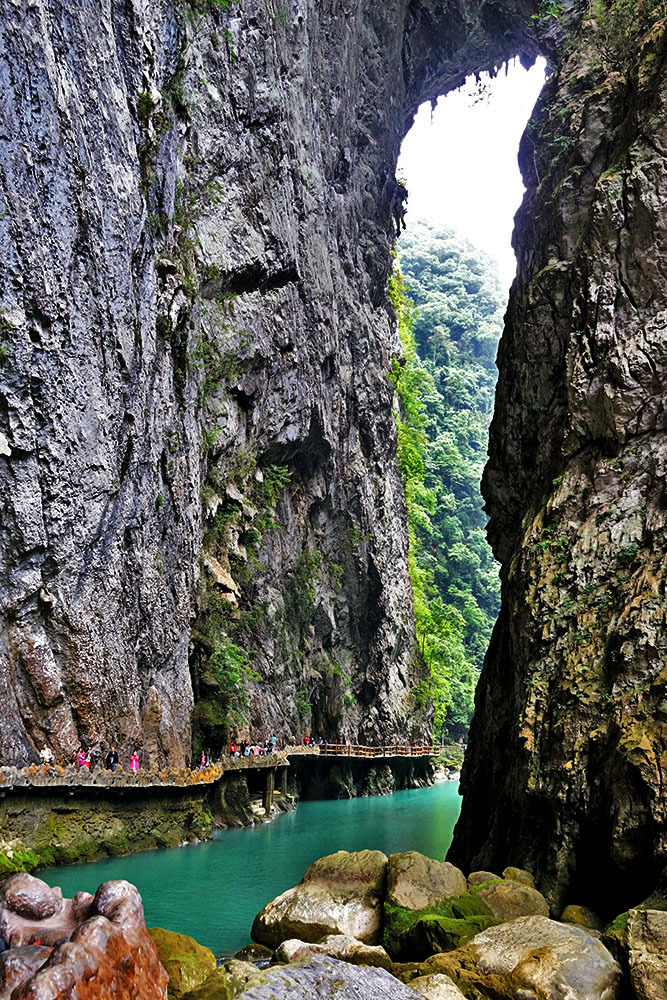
xmin=39 ymin=744 xmax=54 ymax=765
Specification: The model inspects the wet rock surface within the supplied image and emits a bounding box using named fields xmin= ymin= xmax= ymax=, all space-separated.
xmin=0 ymin=876 xmax=167 ymax=1000
xmin=148 ymin=927 xmax=217 ymax=998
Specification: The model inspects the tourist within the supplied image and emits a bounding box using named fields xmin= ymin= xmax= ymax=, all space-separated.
xmin=0 ymin=936 xmax=6 ymax=954
xmin=270 ymin=733 xmax=277 ymax=752
xmin=252 ymin=743 xmax=260 ymax=757
xmin=229 ymin=741 xmax=237 ymax=757
xmin=199 ymin=751 xmax=207 ymax=769
xmin=129 ymin=751 xmax=139 ymax=772
xmin=76 ymin=747 xmax=90 ymax=769
xmin=105 ymin=746 xmax=119 ymax=772
xmin=39 ymin=744 xmax=54 ymax=765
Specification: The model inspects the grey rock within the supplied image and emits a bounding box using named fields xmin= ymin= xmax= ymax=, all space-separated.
xmin=237 ymin=954 xmax=421 ymax=999
xmin=474 ymin=880 xmax=550 ymax=921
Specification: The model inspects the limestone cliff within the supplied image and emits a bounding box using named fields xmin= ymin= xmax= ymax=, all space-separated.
xmin=451 ymin=2 xmax=667 ymax=914
xmin=0 ymin=0 xmax=536 ymax=767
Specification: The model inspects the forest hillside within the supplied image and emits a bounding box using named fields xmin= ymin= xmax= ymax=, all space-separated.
xmin=394 ymin=221 xmax=506 ymax=737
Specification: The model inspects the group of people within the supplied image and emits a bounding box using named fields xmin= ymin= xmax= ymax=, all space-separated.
xmin=228 ymin=735 xmax=278 ymax=757
xmin=37 ymin=743 xmax=140 ymax=773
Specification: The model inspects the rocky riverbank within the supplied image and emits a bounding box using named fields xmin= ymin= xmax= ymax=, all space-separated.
xmin=2 ymin=850 xmax=664 ymax=999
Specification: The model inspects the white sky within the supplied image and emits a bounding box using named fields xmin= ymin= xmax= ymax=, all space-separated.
xmin=398 ymin=58 xmax=547 ymax=287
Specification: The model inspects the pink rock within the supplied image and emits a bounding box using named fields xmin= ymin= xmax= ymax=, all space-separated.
xmin=0 ymin=878 xmax=167 ymax=1000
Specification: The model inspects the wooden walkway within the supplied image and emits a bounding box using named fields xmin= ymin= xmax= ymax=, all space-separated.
xmin=0 ymin=744 xmax=440 ymax=793
xmin=317 ymin=744 xmax=441 ymax=758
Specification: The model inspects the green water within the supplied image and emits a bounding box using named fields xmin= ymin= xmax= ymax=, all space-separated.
xmin=41 ymin=781 xmax=461 ymax=957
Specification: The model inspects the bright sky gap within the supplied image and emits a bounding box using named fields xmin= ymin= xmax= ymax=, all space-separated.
xmin=398 ymin=57 xmax=548 ymax=287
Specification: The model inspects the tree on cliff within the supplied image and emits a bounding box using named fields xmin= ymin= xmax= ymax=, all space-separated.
xmin=391 ymin=220 xmax=505 ymax=737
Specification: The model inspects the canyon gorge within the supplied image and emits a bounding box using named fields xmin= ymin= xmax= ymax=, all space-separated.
xmin=1 ymin=0 xmax=666 ymax=920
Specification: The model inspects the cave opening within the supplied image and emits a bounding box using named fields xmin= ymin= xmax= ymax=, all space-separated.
xmin=392 ymin=58 xmax=546 ymax=743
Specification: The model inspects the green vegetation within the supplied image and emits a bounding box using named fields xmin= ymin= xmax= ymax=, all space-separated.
xmin=590 ymin=0 xmax=667 ymax=72
xmin=532 ymin=0 xmax=565 ymax=23
xmin=0 ymin=308 xmax=13 ymax=364
xmin=191 ymin=459 xmax=293 ymax=754
xmin=392 ymin=221 xmax=505 ymax=737
xmin=383 ymin=887 xmax=501 ymax=958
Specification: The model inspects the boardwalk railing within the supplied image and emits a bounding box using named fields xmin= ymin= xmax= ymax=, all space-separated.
xmin=317 ymin=744 xmax=441 ymax=758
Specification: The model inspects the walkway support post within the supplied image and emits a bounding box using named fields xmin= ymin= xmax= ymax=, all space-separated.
xmin=263 ymin=767 xmax=275 ymax=814
xmin=279 ymin=766 xmax=288 ymax=796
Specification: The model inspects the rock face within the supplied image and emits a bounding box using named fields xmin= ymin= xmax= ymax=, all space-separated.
xmin=251 ymin=849 xmax=388 ymax=947
xmin=0 ymin=876 xmax=168 ymax=1000
xmin=0 ymin=0 xmax=542 ymax=766
xmin=451 ymin=5 xmax=667 ymax=912
xmin=627 ymin=909 xmax=667 ymax=1000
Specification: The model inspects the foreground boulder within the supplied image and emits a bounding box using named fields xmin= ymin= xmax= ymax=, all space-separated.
xmin=148 ymin=927 xmax=217 ymax=997
xmin=387 ymin=854 xmax=467 ymax=911
xmin=0 ymin=876 xmax=168 ymax=999
xmin=251 ymin=850 xmax=388 ymax=947
xmin=276 ymin=933 xmax=392 ymax=970
xmin=627 ymin=909 xmax=667 ymax=1000
xmin=235 ymin=954 xmax=423 ymax=999
xmin=417 ymin=915 xmax=621 ymax=1000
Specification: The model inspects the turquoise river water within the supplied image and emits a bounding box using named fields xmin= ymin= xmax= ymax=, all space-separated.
xmin=42 ymin=781 xmax=461 ymax=957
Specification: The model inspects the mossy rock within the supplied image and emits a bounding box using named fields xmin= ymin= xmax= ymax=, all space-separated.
xmin=383 ymin=893 xmax=499 ymax=960
xmin=0 ymin=849 xmax=43 ymax=877
xmin=406 ymin=913 xmax=501 ymax=961
xmin=602 ymin=909 xmax=630 ymax=959
xmin=149 ymin=927 xmax=217 ymax=998
xmin=183 ymin=967 xmax=234 ymax=1000
xmin=560 ymin=904 xmax=604 ymax=931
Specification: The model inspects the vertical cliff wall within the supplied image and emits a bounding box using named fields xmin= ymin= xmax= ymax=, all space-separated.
xmin=0 ymin=0 xmax=536 ymax=767
xmin=451 ymin=3 xmax=667 ymax=913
